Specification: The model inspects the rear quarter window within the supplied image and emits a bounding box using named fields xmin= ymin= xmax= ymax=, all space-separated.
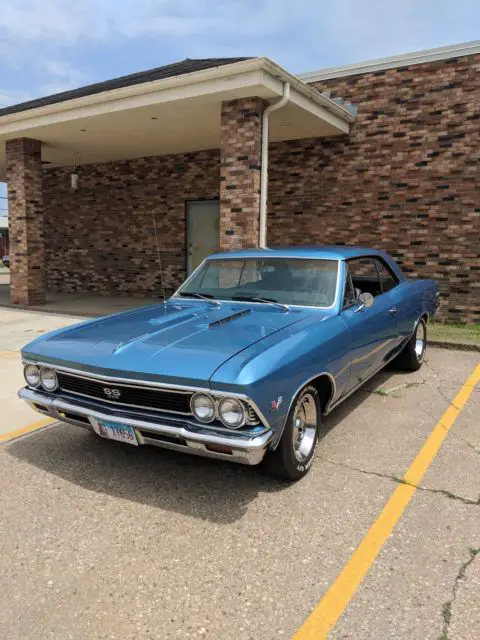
xmin=374 ymin=259 xmax=398 ymax=293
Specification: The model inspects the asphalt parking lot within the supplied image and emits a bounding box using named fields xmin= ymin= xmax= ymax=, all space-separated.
xmin=0 ymin=306 xmax=479 ymax=640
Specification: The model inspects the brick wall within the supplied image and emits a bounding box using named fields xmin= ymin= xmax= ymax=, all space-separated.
xmin=267 ymin=54 xmax=480 ymax=322
xmin=43 ymin=150 xmax=219 ymax=296
xmin=42 ymin=54 xmax=479 ymax=321
xmin=7 ymin=137 xmax=45 ymax=305
xmin=220 ymin=97 xmax=265 ymax=250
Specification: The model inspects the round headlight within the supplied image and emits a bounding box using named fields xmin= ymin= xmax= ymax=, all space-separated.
xmin=191 ymin=393 xmax=216 ymax=423
xmin=40 ymin=367 xmax=58 ymax=392
xmin=24 ymin=364 xmax=40 ymax=388
xmin=218 ymin=397 xmax=246 ymax=429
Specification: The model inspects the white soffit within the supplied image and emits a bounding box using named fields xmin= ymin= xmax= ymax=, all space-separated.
xmin=0 ymin=57 xmax=353 ymax=178
xmin=0 ymin=58 xmax=353 ymax=137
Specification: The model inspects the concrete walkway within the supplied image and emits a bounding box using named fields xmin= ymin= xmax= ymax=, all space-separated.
xmin=0 ymin=281 xmax=161 ymax=317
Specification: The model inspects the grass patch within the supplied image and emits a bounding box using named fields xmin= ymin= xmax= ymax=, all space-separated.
xmin=429 ymin=321 xmax=480 ymax=346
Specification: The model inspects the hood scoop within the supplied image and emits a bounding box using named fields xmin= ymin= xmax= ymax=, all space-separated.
xmin=209 ymin=309 xmax=251 ymax=328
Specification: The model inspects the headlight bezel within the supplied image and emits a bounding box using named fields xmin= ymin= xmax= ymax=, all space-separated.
xmin=218 ymin=396 xmax=246 ymax=429
xmin=39 ymin=367 xmax=59 ymax=392
xmin=24 ymin=364 xmax=41 ymax=388
xmin=190 ymin=392 xmax=216 ymax=424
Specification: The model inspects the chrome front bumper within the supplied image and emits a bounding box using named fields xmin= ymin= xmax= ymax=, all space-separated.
xmin=18 ymin=388 xmax=274 ymax=466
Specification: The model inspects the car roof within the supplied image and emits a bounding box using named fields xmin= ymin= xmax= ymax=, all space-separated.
xmin=209 ymin=246 xmax=390 ymax=261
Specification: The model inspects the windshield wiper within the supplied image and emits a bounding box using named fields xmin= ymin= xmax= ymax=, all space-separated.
xmin=232 ymin=295 xmax=290 ymax=312
xmin=178 ymin=292 xmax=220 ymax=307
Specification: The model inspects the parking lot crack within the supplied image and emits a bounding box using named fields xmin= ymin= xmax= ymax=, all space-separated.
xmin=451 ymin=433 xmax=480 ymax=457
xmin=320 ymin=457 xmax=480 ymax=507
xmin=365 ymin=380 xmax=427 ymax=397
xmin=423 ymin=407 xmax=480 ymax=457
xmin=462 ymin=438 xmax=480 ymax=455
xmin=438 ymin=547 xmax=479 ymax=640
xmin=320 ymin=456 xmax=399 ymax=484
xmin=423 ymin=360 xmax=479 ymax=406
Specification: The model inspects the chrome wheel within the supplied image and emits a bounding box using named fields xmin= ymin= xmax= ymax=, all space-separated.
xmin=292 ymin=392 xmax=318 ymax=462
xmin=415 ymin=321 xmax=426 ymax=362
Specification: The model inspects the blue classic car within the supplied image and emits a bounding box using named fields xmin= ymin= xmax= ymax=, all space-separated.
xmin=19 ymin=247 xmax=439 ymax=480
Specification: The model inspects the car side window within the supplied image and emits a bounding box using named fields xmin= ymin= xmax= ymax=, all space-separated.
xmin=348 ymin=258 xmax=382 ymax=297
xmin=374 ymin=258 xmax=398 ymax=293
xmin=343 ymin=268 xmax=356 ymax=308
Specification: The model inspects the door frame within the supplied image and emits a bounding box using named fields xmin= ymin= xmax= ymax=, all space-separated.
xmin=184 ymin=197 xmax=220 ymax=275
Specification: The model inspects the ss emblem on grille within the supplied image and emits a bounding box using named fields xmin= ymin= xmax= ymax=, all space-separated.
xmin=104 ymin=387 xmax=122 ymax=400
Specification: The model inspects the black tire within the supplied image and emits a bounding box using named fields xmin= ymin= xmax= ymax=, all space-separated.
xmin=264 ymin=385 xmax=321 ymax=481
xmin=394 ymin=318 xmax=427 ymax=371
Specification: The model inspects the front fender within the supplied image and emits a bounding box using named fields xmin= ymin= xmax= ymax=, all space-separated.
xmin=210 ymin=313 xmax=352 ymax=446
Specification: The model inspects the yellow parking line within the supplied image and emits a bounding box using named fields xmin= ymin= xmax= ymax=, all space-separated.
xmin=0 ymin=417 xmax=56 ymax=443
xmin=293 ymin=362 xmax=480 ymax=640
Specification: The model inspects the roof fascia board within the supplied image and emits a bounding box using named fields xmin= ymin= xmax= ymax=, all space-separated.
xmin=258 ymin=69 xmax=349 ymax=133
xmin=289 ymin=89 xmax=350 ymax=133
xmin=0 ymin=59 xmax=266 ymax=129
xmin=299 ymin=40 xmax=480 ymax=82
xmin=0 ymin=57 xmax=354 ymax=137
xmin=261 ymin=58 xmax=355 ymax=122
xmin=0 ymin=68 xmax=269 ymax=136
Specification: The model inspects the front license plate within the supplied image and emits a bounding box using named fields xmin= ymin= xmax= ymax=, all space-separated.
xmin=98 ymin=420 xmax=138 ymax=446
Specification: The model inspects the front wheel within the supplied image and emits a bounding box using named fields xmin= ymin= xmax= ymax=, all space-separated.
xmin=394 ymin=318 xmax=427 ymax=371
xmin=264 ymin=385 xmax=321 ymax=481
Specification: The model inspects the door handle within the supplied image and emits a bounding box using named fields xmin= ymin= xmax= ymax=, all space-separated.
xmin=389 ymin=307 xmax=398 ymax=317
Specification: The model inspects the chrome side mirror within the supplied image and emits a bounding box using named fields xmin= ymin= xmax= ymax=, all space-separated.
xmin=354 ymin=292 xmax=374 ymax=313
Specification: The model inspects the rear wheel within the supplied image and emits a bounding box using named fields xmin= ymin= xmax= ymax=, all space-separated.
xmin=264 ymin=385 xmax=320 ymax=481
xmin=394 ymin=318 xmax=427 ymax=371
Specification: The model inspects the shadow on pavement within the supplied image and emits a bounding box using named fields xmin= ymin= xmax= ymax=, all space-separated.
xmin=7 ymin=367 xmax=406 ymax=524
xmin=320 ymin=366 xmax=408 ymax=436
xmin=7 ymin=424 xmax=286 ymax=524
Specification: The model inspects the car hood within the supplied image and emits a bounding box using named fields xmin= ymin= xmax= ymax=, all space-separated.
xmin=22 ymin=301 xmax=309 ymax=386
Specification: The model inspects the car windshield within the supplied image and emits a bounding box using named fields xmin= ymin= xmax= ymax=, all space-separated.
xmin=176 ymin=258 xmax=339 ymax=308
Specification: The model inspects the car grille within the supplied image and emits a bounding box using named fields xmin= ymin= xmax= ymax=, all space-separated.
xmin=57 ymin=372 xmax=192 ymax=415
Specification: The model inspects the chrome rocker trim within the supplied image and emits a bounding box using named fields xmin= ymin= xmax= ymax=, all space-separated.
xmin=18 ymin=387 xmax=274 ymax=466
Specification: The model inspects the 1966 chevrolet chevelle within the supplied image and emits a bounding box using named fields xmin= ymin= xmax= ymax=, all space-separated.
xmin=19 ymin=247 xmax=439 ymax=480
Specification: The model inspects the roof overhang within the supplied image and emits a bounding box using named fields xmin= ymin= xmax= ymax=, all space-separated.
xmin=0 ymin=58 xmax=353 ymax=180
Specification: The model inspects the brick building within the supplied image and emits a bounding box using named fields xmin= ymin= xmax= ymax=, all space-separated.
xmin=0 ymin=42 xmax=478 ymax=321
xmin=0 ymin=216 xmax=8 ymax=257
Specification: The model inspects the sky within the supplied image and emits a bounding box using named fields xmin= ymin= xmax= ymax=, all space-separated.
xmin=0 ymin=0 xmax=479 ymax=210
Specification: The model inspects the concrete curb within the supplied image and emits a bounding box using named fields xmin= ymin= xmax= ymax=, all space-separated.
xmin=0 ymin=301 xmax=90 ymax=319
xmin=429 ymin=339 xmax=480 ymax=353
xmin=0 ymin=300 xmax=157 ymax=319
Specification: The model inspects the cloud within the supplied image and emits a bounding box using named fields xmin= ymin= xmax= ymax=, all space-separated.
xmin=39 ymin=60 xmax=87 ymax=95
xmin=0 ymin=1 xmax=219 ymax=45
xmin=0 ymin=0 xmax=288 ymax=44
xmin=0 ymin=0 xmax=301 ymax=101
xmin=0 ymin=0 xmax=478 ymax=103
xmin=0 ymin=1 xmax=109 ymax=45
xmin=0 ymin=90 xmax=33 ymax=108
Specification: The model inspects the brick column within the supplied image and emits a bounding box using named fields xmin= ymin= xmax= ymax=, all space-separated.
xmin=220 ymin=97 xmax=265 ymax=251
xmin=6 ymin=138 xmax=45 ymax=305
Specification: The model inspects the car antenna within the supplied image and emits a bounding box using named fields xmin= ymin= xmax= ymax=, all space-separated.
xmin=151 ymin=210 xmax=167 ymax=303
